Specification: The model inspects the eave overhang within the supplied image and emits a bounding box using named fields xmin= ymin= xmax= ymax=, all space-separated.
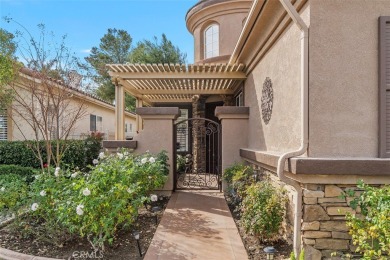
xmin=106 ymin=63 xmax=246 ymax=104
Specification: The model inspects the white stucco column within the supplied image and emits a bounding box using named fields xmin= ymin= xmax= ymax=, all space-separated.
xmin=115 ymin=83 xmax=125 ymax=140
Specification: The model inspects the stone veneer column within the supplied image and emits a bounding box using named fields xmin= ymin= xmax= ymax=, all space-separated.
xmin=192 ymin=95 xmax=207 ymax=172
xmin=135 ymin=107 xmax=180 ymax=192
xmin=215 ymin=106 xmax=249 ymax=190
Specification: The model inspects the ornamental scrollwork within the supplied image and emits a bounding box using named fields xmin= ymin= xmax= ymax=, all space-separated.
xmin=261 ymin=77 xmax=273 ymax=125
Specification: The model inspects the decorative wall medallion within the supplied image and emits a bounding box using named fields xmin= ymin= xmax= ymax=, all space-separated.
xmin=261 ymin=77 xmax=273 ymax=125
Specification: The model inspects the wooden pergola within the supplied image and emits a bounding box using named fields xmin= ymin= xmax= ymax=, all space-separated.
xmin=106 ymin=63 xmax=246 ymax=139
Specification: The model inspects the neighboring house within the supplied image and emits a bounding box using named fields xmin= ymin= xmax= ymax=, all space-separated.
xmin=0 ymin=68 xmax=136 ymax=141
xmin=106 ymin=0 xmax=390 ymax=258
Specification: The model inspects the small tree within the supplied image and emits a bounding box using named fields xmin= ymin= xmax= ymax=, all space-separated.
xmin=4 ymin=18 xmax=90 ymax=169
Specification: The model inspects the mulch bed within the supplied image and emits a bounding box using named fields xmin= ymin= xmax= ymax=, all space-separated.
xmin=1 ymin=193 xmax=292 ymax=259
xmin=225 ymin=193 xmax=293 ymax=260
xmin=0 ymin=196 xmax=170 ymax=260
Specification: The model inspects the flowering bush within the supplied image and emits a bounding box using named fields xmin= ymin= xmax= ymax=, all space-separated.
xmin=26 ymin=150 xmax=169 ymax=251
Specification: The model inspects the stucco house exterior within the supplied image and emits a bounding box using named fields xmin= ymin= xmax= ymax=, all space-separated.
xmin=0 ymin=68 xmax=136 ymax=142
xmin=105 ymin=0 xmax=390 ymax=258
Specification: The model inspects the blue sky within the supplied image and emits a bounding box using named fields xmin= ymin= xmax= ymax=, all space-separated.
xmin=0 ymin=0 xmax=198 ymax=63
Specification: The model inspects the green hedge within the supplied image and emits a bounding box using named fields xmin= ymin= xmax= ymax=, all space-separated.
xmin=0 ymin=164 xmax=38 ymax=183
xmin=0 ymin=136 xmax=102 ymax=170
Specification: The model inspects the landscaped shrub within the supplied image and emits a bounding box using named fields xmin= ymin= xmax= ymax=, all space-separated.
xmin=0 ymin=173 xmax=28 ymax=212
xmin=25 ymin=150 xmax=169 ymax=251
xmin=223 ymin=162 xmax=254 ymax=198
xmin=0 ymin=141 xmax=40 ymax=168
xmin=0 ymin=165 xmax=38 ymax=183
xmin=241 ymin=180 xmax=287 ymax=241
xmin=343 ymin=181 xmax=390 ymax=259
xmin=0 ymin=133 xmax=102 ymax=170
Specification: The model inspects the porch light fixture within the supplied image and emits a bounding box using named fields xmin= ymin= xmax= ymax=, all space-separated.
xmin=263 ymin=246 xmax=276 ymax=260
xmin=151 ymin=206 xmax=161 ymax=225
xmin=133 ymin=230 xmax=143 ymax=257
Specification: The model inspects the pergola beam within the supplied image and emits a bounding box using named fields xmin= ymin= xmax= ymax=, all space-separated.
xmin=109 ymin=71 xmax=246 ymax=80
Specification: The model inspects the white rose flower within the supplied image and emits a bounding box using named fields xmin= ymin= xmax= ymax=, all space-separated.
xmin=82 ymin=188 xmax=91 ymax=196
xmin=127 ymin=188 xmax=133 ymax=193
xmin=54 ymin=167 xmax=60 ymax=177
xmin=76 ymin=204 xmax=84 ymax=215
xmin=141 ymin=158 xmax=147 ymax=164
xmin=0 ymin=187 xmax=5 ymax=192
xmin=149 ymin=157 xmax=156 ymax=163
xmin=71 ymin=172 xmax=78 ymax=178
xmin=40 ymin=190 xmax=46 ymax=196
xmin=151 ymin=194 xmax=158 ymax=202
xmin=93 ymin=159 xmax=99 ymax=165
xmin=117 ymin=153 xmax=124 ymax=159
xmin=98 ymin=152 xmax=105 ymax=159
xmin=148 ymin=176 xmax=152 ymax=179
xmin=34 ymin=175 xmax=40 ymax=180
xmin=31 ymin=203 xmax=39 ymax=211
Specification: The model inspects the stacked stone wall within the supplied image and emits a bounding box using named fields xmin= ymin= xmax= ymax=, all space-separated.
xmin=301 ymin=184 xmax=363 ymax=259
xmin=256 ymin=167 xmax=367 ymax=259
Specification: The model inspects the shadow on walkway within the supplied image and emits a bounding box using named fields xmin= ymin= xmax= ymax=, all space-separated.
xmin=144 ymin=191 xmax=248 ymax=260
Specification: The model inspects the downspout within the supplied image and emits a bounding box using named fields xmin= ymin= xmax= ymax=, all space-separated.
xmin=277 ymin=0 xmax=309 ymax=257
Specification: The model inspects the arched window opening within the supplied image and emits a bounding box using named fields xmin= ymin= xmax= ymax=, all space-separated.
xmin=204 ymin=24 xmax=219 ymax=59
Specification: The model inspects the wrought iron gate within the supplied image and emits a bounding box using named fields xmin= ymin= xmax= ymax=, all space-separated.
xmin=173 ymin=118 xmax=221 ymax=191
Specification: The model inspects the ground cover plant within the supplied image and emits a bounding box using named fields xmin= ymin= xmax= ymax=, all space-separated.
xmin=1 ymin=149 xmax=169 ymax=253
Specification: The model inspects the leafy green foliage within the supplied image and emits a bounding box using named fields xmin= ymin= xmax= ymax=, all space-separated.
xmin=241 ymin=180 xmax=287 ymax=241
xmin=290 ymin=249 xmax=305 ymax=260
xmin=85 ymin=30 xmax=187 ymax=111
xmin=130 ymin=34 xmax=187 ymax=64
xmin=0 ymin=173 xmax=28 ymax=211
xmin=344 ymin=181 xmax=390 ymax=259
xmin=19 ymin=150 xmax=169 ymax=251
xmin=0 ymin=165 xmax=38 ymax=183
xmin=223 ymin=162 xmax=254 ymax=197
xmin=0 ymin=28 xmax=18 ymax=109
xmin=0 ymin=133 xmax=102 ymax=170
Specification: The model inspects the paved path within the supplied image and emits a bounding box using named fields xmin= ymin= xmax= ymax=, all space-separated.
xmin=144 ymin=191 xmax=248 ymax=260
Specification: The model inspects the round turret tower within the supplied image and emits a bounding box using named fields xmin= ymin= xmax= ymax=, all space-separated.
xmin=186 ymin=0 xmax=252 ymax=64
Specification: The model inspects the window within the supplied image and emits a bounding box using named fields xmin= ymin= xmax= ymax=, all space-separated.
xmin=0 ymin=109 xmax=7 ymax=140
xmin=204 ymin=24 xmax=219 ymax=59
xmin=235 ymin=92 xmax=244 ymax=107
xmin=90 ymin=114 xmax=102 ymax=132
xmin=175 ymin=109 xmax=189 ymax=152
xmin=125 ymin=123 xmax=128 ymax=133
xmin=379 ymin=16 xmax=390 ymax=158
xmin=129 ymin=123 xmax=133 ymax=132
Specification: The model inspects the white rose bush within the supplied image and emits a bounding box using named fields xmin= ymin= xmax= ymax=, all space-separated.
xmin=24 ymin=149 xmax=169 ymax=252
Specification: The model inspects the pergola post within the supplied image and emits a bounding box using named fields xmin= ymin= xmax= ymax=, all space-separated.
xmin=115 ymin=82 xmax=125 ymax=140
xmin=135 ymin=98 xmax=143 ymax=132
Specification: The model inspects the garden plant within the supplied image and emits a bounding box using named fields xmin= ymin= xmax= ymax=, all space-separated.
xmin=342 ymin=181 xmax=390 ymax=259
xmin=1 ymin=149 xmax=169 ymax=253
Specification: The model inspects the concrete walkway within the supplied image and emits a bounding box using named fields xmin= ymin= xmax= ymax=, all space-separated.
xmin=144 ymin=191 xmax=248 ymax=260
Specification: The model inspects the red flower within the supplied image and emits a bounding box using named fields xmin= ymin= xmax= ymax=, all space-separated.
xmin=43 ymin=163 xmax=48 ymax=168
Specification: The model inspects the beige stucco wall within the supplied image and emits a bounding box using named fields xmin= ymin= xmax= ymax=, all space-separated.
xmin=244 ymin=4 xmax=310 ymax=152
xmin=308 ymin=0 xmax=390 ymax=158
xmin=9 ymin=81 xmax=136 ymax=141
xmin=187 ymin=1 xmax=251 ymax=63
xmin=134 ymin=117 xmax=176 ymax=192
